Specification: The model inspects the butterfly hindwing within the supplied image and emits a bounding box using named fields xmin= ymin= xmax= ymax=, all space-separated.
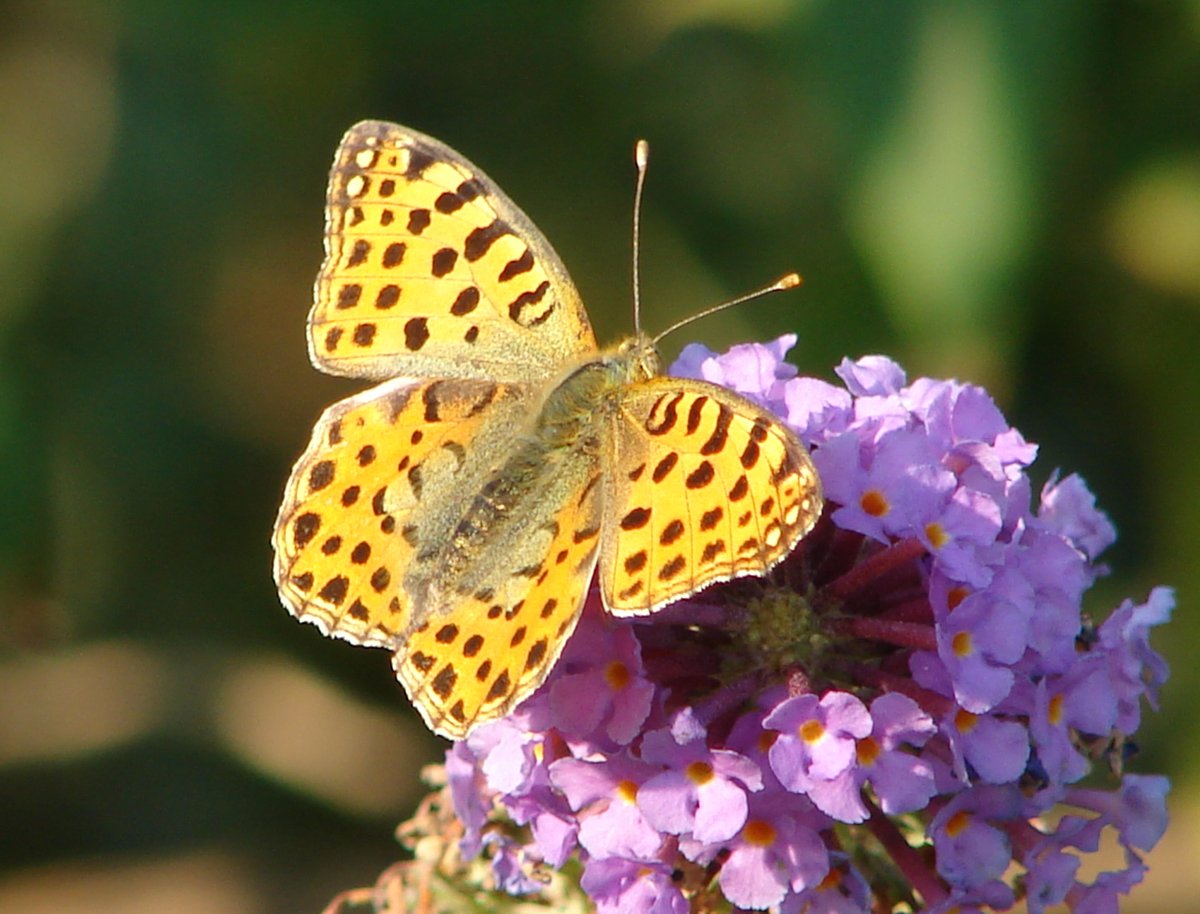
xmin=394 ymin=442 xmax=605 ymax=739
xmin=599 ymin=377 xmax=822 ymax=615
xmin=273 ymin=376 xmax=531 ymax=646
xmin=312 ymin=121 xmax=597 ymax=382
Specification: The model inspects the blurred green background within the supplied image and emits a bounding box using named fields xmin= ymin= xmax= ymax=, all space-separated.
xmin=1 ymin=2 xmax=1197 ymax=912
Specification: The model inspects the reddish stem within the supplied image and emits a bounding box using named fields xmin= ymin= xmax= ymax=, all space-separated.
xmin=878 ymin=596 xmax=934 ymax=624
xmin=828 ymin=616 xmax=937 ymax=651
xmin=864 ymin=802 xmax=947 ymax=907
xmin=823 ymin=538 xmax=928 ymax=603
xmin=835 ymin=663 xmax=957 ymax=718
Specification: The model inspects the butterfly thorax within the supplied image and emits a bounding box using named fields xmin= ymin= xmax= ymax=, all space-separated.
xmin=535 ymin=334 xmax=660 ymax=447
xmin=405 ymin=335 xmax=660 ymax=614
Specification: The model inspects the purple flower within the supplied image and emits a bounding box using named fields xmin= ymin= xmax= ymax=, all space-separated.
xmin=410 ymin=338 xmax=1175 ymax=914
xmin=1038 ymin=471 xmax=1118 ymax=561
xmin=580 ymin=857 xmax=687 ymax=914
xmin=930 ymin=786 xmax=1022 ymax=887
xmin=764 ymin=691 xmax=872 ymax=797
xmin=548 ymin=753 xmax=663 ymax=860
xmin=636 ymin=726 xmax=762 ymax=842
xmin=548 ymin=600 xmax=657 ymax=748
xmin=682 ymin=789 xmax=831 ymax=909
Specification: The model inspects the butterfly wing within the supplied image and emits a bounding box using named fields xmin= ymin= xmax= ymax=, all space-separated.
xmin=394 ymin=453 xmax=605 ymax=739
xmin=273 ymin=376 xmax=531 ymax=646
xmin=599 ymin=377 xmax=823 ymax=615
xmin=311 ymin=120 xmax=597 ymax=382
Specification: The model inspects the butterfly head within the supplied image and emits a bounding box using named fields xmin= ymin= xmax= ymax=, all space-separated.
xmin=611 ymin=333 xmax=661 ymax=384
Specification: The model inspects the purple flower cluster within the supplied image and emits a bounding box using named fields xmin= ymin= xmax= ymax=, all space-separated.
xmin=444 ymin=337 xmax=1172 ymax=913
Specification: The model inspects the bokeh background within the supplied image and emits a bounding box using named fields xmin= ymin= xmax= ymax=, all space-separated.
xmin=1 ymin=2 xmax=1197 ymax=912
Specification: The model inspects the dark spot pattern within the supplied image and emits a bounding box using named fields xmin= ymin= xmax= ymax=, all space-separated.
xmin=347 ymin=239 xmax=370 ymax=267
xmin=404 ymin=317 xmax=430 ymax=350
xmin=383 ymin=243 xmax=406 ymax=268
xmin=337 ymin=284 xmax=362 ymax=309
xmin=431 ymin=247 xmax=458 ymax=276
xmin=507 ymin=280 xmax=552 ymax=326
xmin=700 ymin=506 xmax=724 ymax=531
xmin=652 ymin=453 xmax=678 ymax=482
xmin=435 ymin=190 xmax=466 ymax=214
xmin=407 ymin=209 xmax=431 ymax=234
xmin=700 ymin=404 xmax=733 ymax=455
xmin=353 ymin=323 xmax=376 ymax=346
xmin=645 ymin=392 xmax=684 ymax=435
xmin=740 ymin=439 xmax=760 ymax=469
xmin=499 ymin=249 xmax=534 ymax=281
xmin=318 ymin=575 xmax=349 ymax=605
xmin=375 ymin=284 xmax=401 ymax=309
xmin=525 ymin=640 xmax=548 ymax=672
xmin=486 ymin=671 xmax=511 ymax=702
xmin=660 ymin=519 xmax=685 ymax=546
xmin=370 ymin=567 xmax=391 ymax=592
xmin=293 ymin=513 xmax=320 ymax=548
xmin=686 ymin=395 xmax=708 ymax=434
xmin=659 ymin=555 xmax=686 ymax=581
xmin=436 ymin=624 xmax=459 ymax=644
xmin=463 ymin=634 xmax=484 ymax=657
xmin=350 ymin=542 xmax=371 ymax=564
xmin=464 ymin=219 xmax=512 ymax=261
xmin=624 ymin=551 xmax=647 ymax=573
xmin=686 ymin=461 xmax=715 ymax=489
xmin=451 ymin=287 xmax=480 ymax=315
xmin=308 ymin=460 xmax=335 ymax=492
xmin=431 ymin=665 xmax=457 ymax=699
xmin=404 ymin=147 xmax=435 ymax=180
xmin=729 ymin=476 xmax=749 ymax=501
xmin=621 ymin=507 xmax=651 ymax=530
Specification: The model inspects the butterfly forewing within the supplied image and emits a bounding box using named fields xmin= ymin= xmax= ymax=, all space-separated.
xmin=600 ymin=377 xmax=822 ymax=615
xmin=312 ymin=120 xmax=597 ymax=382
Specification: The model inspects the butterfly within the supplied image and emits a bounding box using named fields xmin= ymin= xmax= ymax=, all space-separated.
xmin=272 ymin=121 xmax=823 ymax=739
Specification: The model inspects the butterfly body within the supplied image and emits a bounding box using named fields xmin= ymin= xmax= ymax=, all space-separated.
xmin=274 ymin=122 xmax=823 ymax=738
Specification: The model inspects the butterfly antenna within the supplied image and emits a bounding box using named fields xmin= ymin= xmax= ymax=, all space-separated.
xmin=652 ymin=272 xmax=803 ymax=346
xmin=632 ymin=139 xmax=650 ymax=335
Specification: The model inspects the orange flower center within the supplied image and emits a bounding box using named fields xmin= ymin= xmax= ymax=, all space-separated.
xmin=799 ymin=719 xmax=826 ymax=743
xmin=685 ymin=761 xmax=714 ymax=786
xmin=1048 ymin=693 xmax=1065 ymax=726
xmin=945 ymin=810 xmax=971 ymax=837
xmin=925 ymin=521 xmax=949 ymax=548
xmin=856 ymin=736 xmax=880 ymax=765
xmin=860 ymin=489 xmax=890 ymax=517
xmin=955 ymin=709 xmax=978 ymax=733
xmin=742 ymin=819 xmax=777 ymax=847
xmin=951 ymin=630 xmax=973 ymax=657
xmin=605 ymin=661 xmax=631 ymax=691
